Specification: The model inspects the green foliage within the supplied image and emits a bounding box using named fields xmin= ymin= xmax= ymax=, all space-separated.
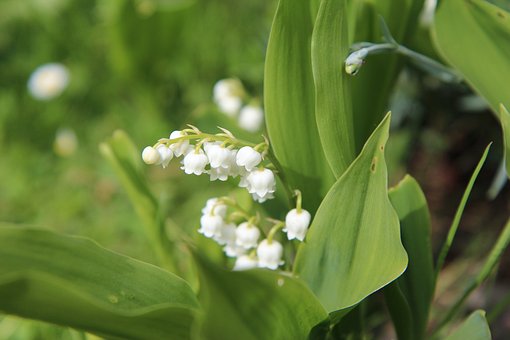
xmin=444 ymin=310 xmax=491 ymax=340
xmin=433 ymin=0 xmax=510 ymax=113
xmin=312 ymin=0 xmax=356 ymax=178
xmin=388 ymin=175 xmax=434 ymax=340
xmin=194 ymin=254 xmax=328 ymax=340
xmin=294 ymin=113 xmax=408 ymax=313
xmin=499 ymin=105 xmax=510 ymax=177
xmin=0 ymin=225 xmax=199 ymax=339
xmin=264 ymin=0 xmax=334 ymax=210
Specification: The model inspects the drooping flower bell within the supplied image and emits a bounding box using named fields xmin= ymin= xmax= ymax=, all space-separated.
xmin=236 ymin=146 xmax=262 ymax=172
xmin=198 ymin=214 xmax=225 ymax=239
xmin=257 ymin=239 xmax=284 ymax=270
xmin=181 ymin=148 xmax=209 ymax=175
xmin=246 ymin=168 xmax=276 ymax=203
xmin=284 ymin=208 xmax=311 ymax=241
xmin=142 ymin=146 xmax=161 ymax=165
xmin=235 ymin=222 xmax=260 ymax=249
xmin=168 ymin=130 xmax=190 ymax=157
xmin=201 ymin=198 xmax=227 ymax=218
xmin=156 ymin=145 xmax=173 ymax=168
xmin=238 ymin=105 xmax=264 ymax=132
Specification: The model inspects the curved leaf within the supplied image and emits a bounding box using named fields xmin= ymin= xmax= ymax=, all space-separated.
xmin=294 ymin=113 xmax=408 ymax=312
xmin=388 ymin=175 xmax=434 ymax=340
xmin=434 ymin=0 xmax=510 ymax=113
xmin=264 ymin=0 xmax=334 ymax=210
xmin=500 ymin=105 xmax=510 ymax=178
xmin=194 ymin=255 xmax=328 ymax=340
xmin=444 ymin=310 xmax=491 ymax=340
xmin=312 ymin=0 xmax=356 ymax=178
xmin=0 ymin=225 xmax=199 ymax=339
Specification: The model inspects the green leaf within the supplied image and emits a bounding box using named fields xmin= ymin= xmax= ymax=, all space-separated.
xmin=499 ymin=104 xmax=510 ymax=178
xmin=294 ymin=113 xmax=408 ymax=312
xmin=433 ymin=0 xmax=510 ymax=114
xmin=444 ymin=310 xmax=491 ymax=340
xmin=264 ymin=0 xmax=335 ymax=210
xmin=311 ymin=0 xmax=356 ymax=178
xmin=0 ymin=225 xmax=199 ymax=340
xmin=194 ymin=255 xmax=329 ymax=340
xmin=434 ymin=144 xmax=491 ymax=279
xmin=388 ymin=175 xmax=434 ymax=340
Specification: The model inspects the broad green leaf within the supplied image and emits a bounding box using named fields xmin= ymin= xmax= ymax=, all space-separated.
xmin=101 ymin=131 xmax=200 ymax=289
xmin=388 ymin=175 xmax=434 ymax=340
xmin=348 ymin=0 xmax=425 ymax=151
xmin=264 ymin=0 xmax=334 ymax=210
xmin=500 ymin=105 xmax=510 ymax=178
xmin=444 ymin=310 xmax=491 ymax=340
xmin=194 ymin=255 xmax=329 ymax=340
xmin=312 ymin=0 xmax=356 ymax=178
xmin=434 ymin=144 xmax=491 ymax=279
xmin=0 ymin=225 xmax=199 ymax=340
xmin=434 ymin=0 xmax=510 ymax=114
xmin=294 ymin=113 xmax=408 ymax=312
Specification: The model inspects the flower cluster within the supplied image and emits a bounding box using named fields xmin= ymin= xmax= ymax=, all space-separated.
xmin=213 ymin=78 xmax=264 ymax=133
xmin=198 ymin=194 xmax=312 ymax=271
xmin=142 ymin=127 xmax=276 ymax=203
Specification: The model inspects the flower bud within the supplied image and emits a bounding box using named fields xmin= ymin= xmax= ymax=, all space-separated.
xmin=256 ymin=239 xmax=284 ymax=270
xmin=198 ymin=214 xmax=225 ymax=239
xmin=28 ymin=63 xmax=70 ymax=100
xmin=345 ymin=48 xmax=368 ymax=75
xmin=284 ymin=208 xmax=311 ymax=241
xmin=142 ymin=146 xmax=161 ymax=165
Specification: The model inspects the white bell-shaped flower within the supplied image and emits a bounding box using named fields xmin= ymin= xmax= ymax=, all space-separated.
xmin=224 ymin=243 xmax=247 ymax=258
xmin=246 ymin=168 xmax=276 ymax=202
xmin=208 ymin=167 xmax=230 ymax=181
xmin=181 ymin=149 xmax=209 ymax=175
xmin=251 ymin=192 xmax=274 ymax=203
xmin=213 ymin=78 xmax=242 ymax=101
xmin=214 ymin=222 xmax=236 ymax=246
xmin=236 ymin=146 xmax=262 ymax=171
xmin=233 ymin=255 xmax=258 ymax=271
xmin=235 ymin=222 xmax=260 ymax=249
xmin=205 ymin=144 xmax=232 ymax=169
xmin=28 ymin=63 xmax=70 ymax=100
xmin=142 ymin=146 xmax=161 ymax=165
xmin=217 ymin=96 xmax=242 ymax=117
xmin=156 ymin=145 xmax=173 ymax=168
xmin=201 ymin=198 xmax=227 ymax=218
xmin=238 ymin=105 xmax=264 ymax=132
xmin=284 ymin=208 xmax=311 ymax=241
xmin=257 ymin=239 xmax=284 ymax=270
xmin=168 ymin=130 xmax=190 ymax=157
xmin=198 ymin=214 xmax=225 ymax=239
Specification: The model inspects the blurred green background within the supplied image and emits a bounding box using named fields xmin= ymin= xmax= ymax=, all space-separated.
xmin=0 ymin=0 xmax=509 ymax=338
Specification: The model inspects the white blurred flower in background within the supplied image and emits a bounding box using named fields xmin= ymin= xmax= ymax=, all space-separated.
xmin=238 ymin=104 xmax=264 ymax=133
xmin=213 ymin=78 xmax=244 ymax=117
xmin=53 ymin=128 xmax=78 ymax=157
xmin=28 ymin=63 xmax=70 ymax=100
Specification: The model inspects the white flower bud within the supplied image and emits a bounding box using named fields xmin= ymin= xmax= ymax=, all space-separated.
xmin=233 ymin=255 xmax=258 ymax=271
xmin=238 ymin=105 xmax=264 ymax=132
xmin=142 ymin=146 xmax=161 ymax=165
xmin=235 ymin=222 xmax=260 ymax=249
xmin=345 ymin=48 xmax=368 ymax=75
xmin=284 ymin=208 xmax=311 ymax=241
xmin=205 ymin=144 xmax=232 ymax=169
xmin=213 ymin=78 xmax=244 ymax=102
xmin=198 ymin=214 xmax=225 ymax=239
xmin=236 ymin=146 xmax=262 ymax=172
xmin=246 ymin=168 xmax=276 ymax=202
xmin=53 ymin=128 xmax=78 ymax=157
xmin=257 ymin=239 xmax=284 ymax=270
xmin=156 ymin=145 xmax=173 ymax=168
xmin=201 ymin=198 xmax=227 ymax=218
xmin=168 ymin=130 xmax=190 ymax=157
xmin=28 ymin=63 xmax=70 ymax=100
xmin=181 ymin=149 xmax=209 ymax=175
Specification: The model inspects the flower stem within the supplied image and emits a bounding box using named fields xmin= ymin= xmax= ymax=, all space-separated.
xmin=267 ymin=221 xmax=285 ymax=243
